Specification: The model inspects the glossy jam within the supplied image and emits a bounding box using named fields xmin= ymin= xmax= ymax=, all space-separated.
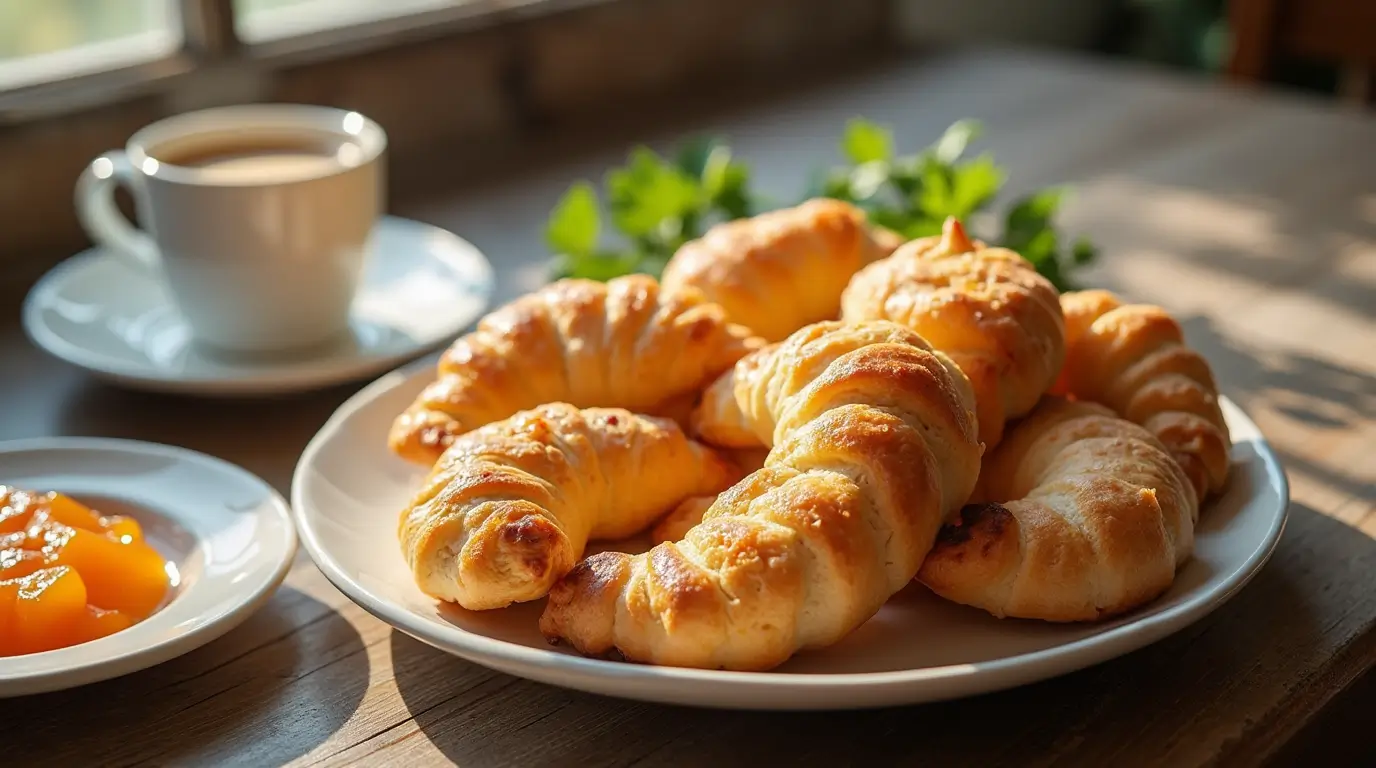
xmin=0 ymin=487 xmax=168 ymax=656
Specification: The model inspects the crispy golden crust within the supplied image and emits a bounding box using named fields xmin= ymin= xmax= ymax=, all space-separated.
xmin=540 ymin=320 xmax=982 ymax=670
xmin=1054 ymin=290 xmax=1231 ymax=500
xmin=398 ymin=403 xmax=739 ymax=611
xmin=840 ymin=217 xmax=1066 ymax=449
xmin=918 ymin=396 xmax=1198 ymax=622
xmin=388 ymin=275 xmax=764 ymax=465
xmin=660 ymin=198 xmax=899 ymax=343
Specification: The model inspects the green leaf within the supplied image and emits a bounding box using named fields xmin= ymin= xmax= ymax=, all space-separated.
xmin=1005 ymin=188 xmax=1065 ymax=242
xmin=555 ymin=248 xmax=647 ymax=282
xmin=606 ymin=147 xmax=703 ymax=239
xmin=901 ymin=217 xmax=946 ymax=239
xmin=842 ymin=118 xmax=894 ymax=165
xmin=915 ymin=159 xmax=955 ymax=218
xmin=932 ymin=119 xmax=983 ymax=165
xmin=545 ymin=182 xmax=600 ymax=257
xmin=674 ymin=135 xmax=721 ymax=179
xmin=848 ymin=160 xmax=891 ymax=201
xmin=1072 ymin=237 xmax=1098 ymax=265
xmin=949 ymin=154 xmax=1005 ymax=218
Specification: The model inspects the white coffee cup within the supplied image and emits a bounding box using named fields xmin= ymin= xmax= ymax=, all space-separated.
xmin=75 ymin=104 xmax=387 ymax=354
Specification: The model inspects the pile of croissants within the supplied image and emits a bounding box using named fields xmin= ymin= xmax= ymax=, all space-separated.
xmin=388 ymin=197 xmax=1232 ymax=672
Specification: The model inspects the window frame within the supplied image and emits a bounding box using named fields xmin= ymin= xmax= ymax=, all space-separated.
xmin=0 ymin=0 xmax=608 ymax=122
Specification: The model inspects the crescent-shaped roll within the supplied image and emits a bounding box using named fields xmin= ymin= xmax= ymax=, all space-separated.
xmin=539 ymin=321 xmax=982 ymax=671
xmin=840 ymin=216 xmax=1065 ymax=449
xmin=1054 ymin=290 xmax=1231 ymax=500
xmin=398 ymin=403 xmax=739 ymax=610
xmin=388 ymin=275 xmax=764 ymax=465
xmin=660 ymin=198 xmax=900 ymax=342
xmin=917 ymin=396 xmax=1198 ymax=622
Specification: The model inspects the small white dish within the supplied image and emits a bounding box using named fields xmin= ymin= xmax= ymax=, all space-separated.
xmin=0 ymin=437 xmax=296 ymax=697
xmin=22 ymin=215 xmax=494 ymax=396
xmin=292 ymin=360 xmax=1289 ymax=710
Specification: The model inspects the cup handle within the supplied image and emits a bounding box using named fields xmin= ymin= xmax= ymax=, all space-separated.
xmin=75 ymin=151 xmax=159 ymax=270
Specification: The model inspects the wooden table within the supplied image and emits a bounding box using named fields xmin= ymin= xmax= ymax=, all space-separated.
xmin=2 ymin=47 xmax=1373 ymax=766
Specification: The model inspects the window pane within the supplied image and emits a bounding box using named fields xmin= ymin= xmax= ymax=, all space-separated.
xmin=235 ymin=0 xmax=464 ymax=43
xmin=0 ymin=0 xmax=179 ymax=90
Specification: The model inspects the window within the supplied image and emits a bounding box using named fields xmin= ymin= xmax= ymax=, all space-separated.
xmin=234 ymin=0 xmax=461 ymax=43
xmin=0 ymin=0 xmax=180 ymax=91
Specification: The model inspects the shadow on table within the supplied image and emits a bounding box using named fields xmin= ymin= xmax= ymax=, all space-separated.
xmin=389 ymin=502 xmax=1374 ymax=766
xmin=1176 ymin=314 xmax=1376 ymax=504
xmin=0 ymin=586 xmax=370 ymax=767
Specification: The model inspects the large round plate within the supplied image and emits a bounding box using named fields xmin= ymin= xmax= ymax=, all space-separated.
xmin=1 ymin=438 xmax=296 ymax=697
xmin=291 ymin=360 xmax=1288 ymax=710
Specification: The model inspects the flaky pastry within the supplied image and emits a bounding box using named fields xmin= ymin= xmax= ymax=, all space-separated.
xmin=398 ymin=403 xmax=738 ymax=610
xmin=840 ymin=217 xmax=1065 ymax=449
xmin=540 ymin=321 xmax=981 ymax=670
xmin=388 ymin=275 xmax=762 ymax=465
xmin=918 ymin=396 xmax=1197 ymax=621
xmin=660 ymin=198 xmax=899 ymax=342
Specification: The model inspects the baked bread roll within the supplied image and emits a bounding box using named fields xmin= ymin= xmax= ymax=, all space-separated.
xmin=1055 ymin=290 xmax=1231 ymax=500
xmin=540 ymin=321 xmax=982 ymax=670
xmin=918 ymin=396 xmax=1198 ymax=622
xmin=398 ymin=403 xmax=738 ymax=611
xmin=840 ymin=216 xmax=1065 ymax=449
xmin=660 ymin=198 xmax=899 ymax=342
xmin=388 ymin=275 xmax=763 ymax=465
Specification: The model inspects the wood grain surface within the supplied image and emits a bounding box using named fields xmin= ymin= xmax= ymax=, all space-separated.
xmin=1 ymin=47 xmax=1374 ymax=767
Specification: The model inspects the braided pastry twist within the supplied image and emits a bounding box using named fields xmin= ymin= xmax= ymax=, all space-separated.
xmin=539 ymin=321 xmax=982 ymax=670
xmin=399 ymin=403 xmax=739 ymax=610
xmin=661 ymin=198 xmax=899 ymax=342
xmin=1054 ymin=290 xmax=1231 ymax=500
xmin=388 ymin=275 xmax=762 ymax=465
xmin=918 ymin=396 xmax=1198 ymax=621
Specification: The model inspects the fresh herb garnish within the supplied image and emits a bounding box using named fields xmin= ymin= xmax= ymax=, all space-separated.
xmin=546 ymin=118 xmax=1096 ymax=290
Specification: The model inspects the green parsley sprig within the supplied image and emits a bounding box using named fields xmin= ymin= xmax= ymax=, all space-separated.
xmin=545 ymin=118 xmax=1097 ymax=290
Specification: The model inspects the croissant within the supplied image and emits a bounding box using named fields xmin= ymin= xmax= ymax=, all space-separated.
xmin=398 ymin=402 xmax=739 ymax=610
xmin=917 ymin=396 xmax=1198 ymax=622
xmin=540 ymin=321 xmax=982 ymax=670
xmin=840 ymin=217 xmax=1065 ymax=449
xmin=660 ymin=198 xmax=899 ymax=342
xmin=388 ymin=274 xmax=763 ymax=465
xmin=1054 ymin=290 xmax=1231 ymax=500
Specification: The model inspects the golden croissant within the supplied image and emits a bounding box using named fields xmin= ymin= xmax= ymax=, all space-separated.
xmin=388 ymin=274 xmax=763 ymax=465
xmin=398 ymin=403 xmax=739 ymax=611
xmin=1055 ymin=290 xmax=1231 ymax=500
xmin=539 ymin=321 xmax=982 ymax=670
xmin=840 ymin=216 xmax=1065 ymax=449
xmin=918 ymin=396 xmax=1198 ymax=622
xmin=660 ymin=198 xmax=899 ymax=343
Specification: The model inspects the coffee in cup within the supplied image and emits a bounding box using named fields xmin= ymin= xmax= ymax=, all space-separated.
xmin=75 ymin=104 xmax=387 ymax=354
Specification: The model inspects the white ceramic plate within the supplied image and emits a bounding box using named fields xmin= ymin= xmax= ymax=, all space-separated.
xmin=0 ymin=438 xmax=296 ymax=697
xmin=292 ymin=361 xmax=1289 ymax=710
xmin=21 ymin=215 xmax=494 ymax=397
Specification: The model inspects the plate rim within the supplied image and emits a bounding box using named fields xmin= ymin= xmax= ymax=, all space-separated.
xmin=19 ymin=215 xmax=494 ymax=397
xmin=0 ymin=436 xmax=298 ymax=696
xmin=291 ymin=363 xmax=1290 ymax=708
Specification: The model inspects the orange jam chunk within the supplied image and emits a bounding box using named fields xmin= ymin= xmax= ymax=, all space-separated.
xmin=26 ymin=520 xmax=169 ymax=619
xmin=3 ymin=566 xmax=90 ymax=655
xmin=76 ymin=606 xmax=134 ymax=643
xmin=0 ymin=489 xmax=169 ymax=657
xmin=0 ymin=487 xmax=44 ymax=534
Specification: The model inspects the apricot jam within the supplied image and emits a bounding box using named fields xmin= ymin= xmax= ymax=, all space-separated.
xmin=0 ymin=486 xmax=169 ymax=656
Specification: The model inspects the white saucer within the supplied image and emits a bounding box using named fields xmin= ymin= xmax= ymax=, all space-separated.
xmin=291 ymin=360 xmax=1289 ymax=710
xmin=0 ymin=437 xmax=297 ymax=697
xmin=22 ymin=215 xmax=494 ymax=396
